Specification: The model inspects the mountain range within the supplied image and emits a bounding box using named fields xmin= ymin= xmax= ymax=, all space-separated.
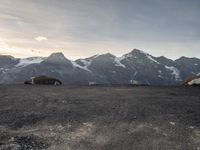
xmin=0 ymin=49 xmax=199 ymax=85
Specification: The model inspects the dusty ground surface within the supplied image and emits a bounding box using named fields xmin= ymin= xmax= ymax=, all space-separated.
xmin=0 ymin=85 xmax=200 ymax=150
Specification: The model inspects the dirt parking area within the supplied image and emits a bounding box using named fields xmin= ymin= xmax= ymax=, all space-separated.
xmin=0 ymin=85 xmax=200 ymax=150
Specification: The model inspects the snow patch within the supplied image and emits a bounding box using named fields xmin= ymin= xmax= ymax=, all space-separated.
xmin=134 ymin=71 xmax=138 ymax=76
xmin=79 ymin=54 xmax=99 ymax=67
xmin=74 ymin=55 xmax=100 ymax=72
xmin=0 ymin=68 xmax=10 ymax=73
xmin=147 ymin=55 xmax=160 ymax=64
xmin=114 ymin=58 xmax=126 ymax=68
xmin=71 ymin=61 xmax=91 ymax=72
xmin=118 ymin=52 xmax=137 ymax=61
xmin=165 ymin=66 xmax=180 ymax=80
xmin=118 ymin=55 xmax=126 ymax=61
xmin=136 ymin=49 xmax=148 ymax=54
xmin=16 ymin=57 xmax=44 ymax=67
xmin=169 ymin=122 xmax=176 ymax=126
xmin=80 ymin=59 xmax=91 ymax=67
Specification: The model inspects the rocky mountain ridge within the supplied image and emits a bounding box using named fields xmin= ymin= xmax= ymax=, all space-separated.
xmin=0 ymin=49 xmax=199 ymax=85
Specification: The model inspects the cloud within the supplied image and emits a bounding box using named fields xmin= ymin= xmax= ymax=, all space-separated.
xmin=34 ymin=36 xmax=48 ymax=42
xmin=0 ymin=0 xmax=199 ymax=59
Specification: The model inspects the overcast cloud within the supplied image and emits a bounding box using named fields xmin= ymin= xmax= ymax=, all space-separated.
xmin=0 ymin=0 xmax=199 ymax=59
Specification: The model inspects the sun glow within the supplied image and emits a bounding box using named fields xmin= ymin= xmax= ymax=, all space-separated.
xmin=0 ymin=38 xmax=34 ymax=58
xmin=0 ymin=38 xmax=17 ymax=55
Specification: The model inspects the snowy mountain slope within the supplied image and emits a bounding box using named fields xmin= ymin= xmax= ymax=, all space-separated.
xmin=0 ymin=49 xmax=199 ymax=85
xmin=175 ymin=56 xmax=200 ymax=79
xmin=71 ymin=61 xmax=91 ymax=72
xmin=15 ymin=57 xmax=45 ymax=67
xmin=165 ymin=66 xmax=180 ymax=80
xmin=114 ymin=57 xmax=126 ymax=68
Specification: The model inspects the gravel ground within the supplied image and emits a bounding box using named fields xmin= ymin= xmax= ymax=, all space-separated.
xmin=0 ymin=85 xmax=200 ymax=150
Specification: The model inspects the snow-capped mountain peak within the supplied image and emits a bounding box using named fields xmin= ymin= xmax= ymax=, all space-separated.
xmin=0 ymin=49 xmax=199 ymax=85
xmin=44 ymin=52 xmax=70 ymax=64
xmin=47 ymin=52 xmax=66 ymax=60
xmin=119 ymin=49 xmax=160 ymax=64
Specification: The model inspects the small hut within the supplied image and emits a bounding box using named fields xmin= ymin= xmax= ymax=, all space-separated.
xmin=130 ymin=80 xmax=139 ymax=85
xmin=88 ymin=81 xmax=96 ymax=86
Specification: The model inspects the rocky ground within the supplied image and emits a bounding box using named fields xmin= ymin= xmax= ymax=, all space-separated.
xmin=0 ymin=85 xmax=200 ymax=150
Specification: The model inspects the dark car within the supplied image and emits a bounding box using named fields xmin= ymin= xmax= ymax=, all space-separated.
xmin=24 ymin=76 xmax=62 ymax=85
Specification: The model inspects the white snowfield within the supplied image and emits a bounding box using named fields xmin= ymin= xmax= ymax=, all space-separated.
xmin=16 ymin=57 xmax=44 ymax=67
xmin=147 ymin=55 xmax=160 ymax=64
xmin=71 ymin=61 xmax=91 ymax=72
xmin=71 ymin=55 xmax=100 ymax=72
xmin=80 ymin=59 xmax=91 ymax=67
xmin=114 ymin=57 xmax=126 ymax=68
xmin=74 ymin=54 xmax=127 ymax=71
xmin=188 ymin=78 xmax=200 ymax=85
xmin=165 ymin=66 xmax=180 ymax=80
xmin=0 ymin=68 xmax=10 ymax=73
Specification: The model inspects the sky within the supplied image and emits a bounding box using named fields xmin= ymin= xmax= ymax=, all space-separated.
xmin=0 ymin=0 xmax=199 ymax=60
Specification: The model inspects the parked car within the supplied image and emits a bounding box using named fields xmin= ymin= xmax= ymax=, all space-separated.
xmin=24 ymin=76 xmax=62 ymax=85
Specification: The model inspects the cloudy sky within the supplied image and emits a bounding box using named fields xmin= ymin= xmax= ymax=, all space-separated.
xmin=0 ymin=0 xmax=199 ymax=59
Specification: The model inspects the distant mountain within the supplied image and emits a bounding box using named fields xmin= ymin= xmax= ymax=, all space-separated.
xmin=0 ymin=49 xmax=199 ymax=85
